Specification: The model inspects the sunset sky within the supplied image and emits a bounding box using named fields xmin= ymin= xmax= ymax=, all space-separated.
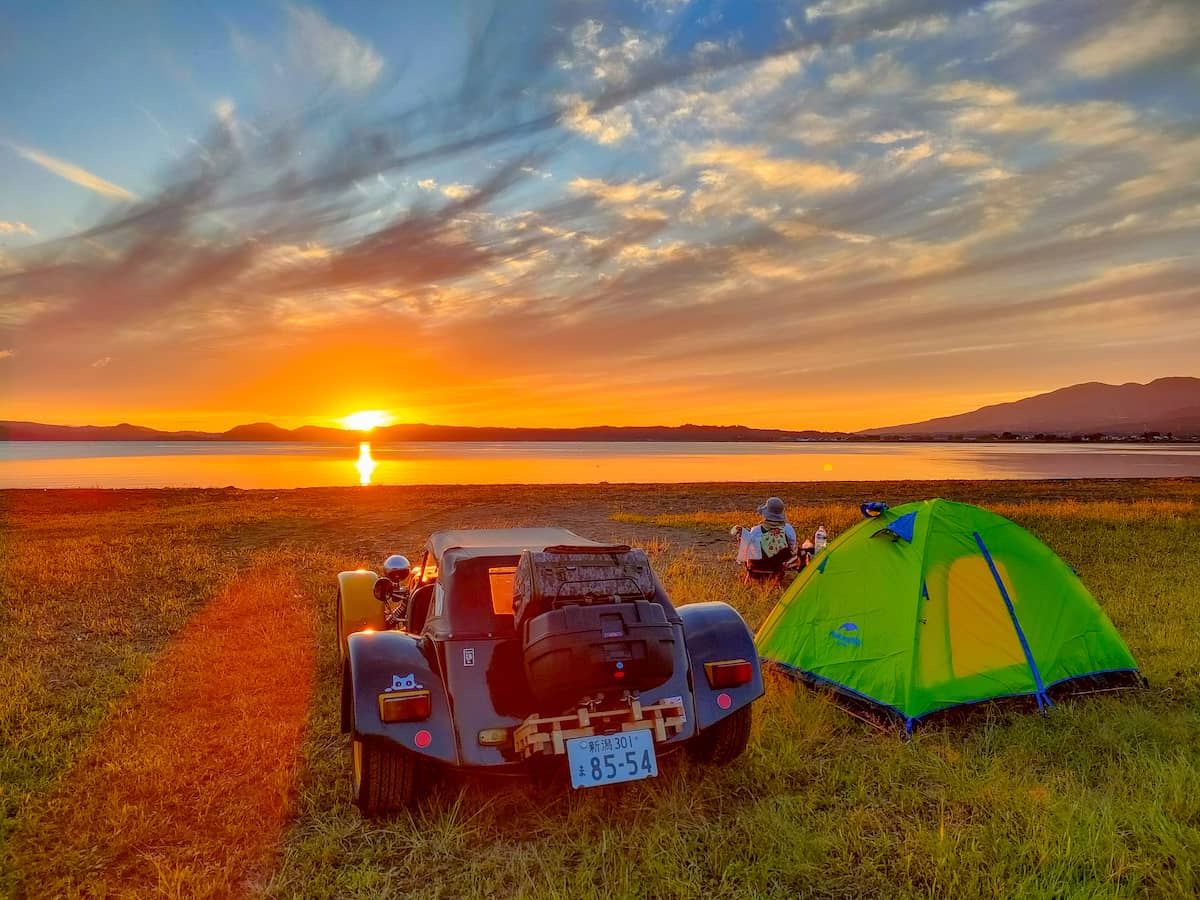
xmin=1 ymin=0 xmax=1197 ymax=432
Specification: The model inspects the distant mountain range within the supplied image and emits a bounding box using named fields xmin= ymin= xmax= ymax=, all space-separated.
xmin=4 ymin=377 xmax=1197 ymax=442
xmin=0 ymin=420 xmax=849 ymax=443
xmin=862 ymin=377 xmax=1200 ymax=438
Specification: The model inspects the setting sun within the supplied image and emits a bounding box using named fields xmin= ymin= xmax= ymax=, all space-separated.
xmin=341 ymin=410 xmax=391 ymax=432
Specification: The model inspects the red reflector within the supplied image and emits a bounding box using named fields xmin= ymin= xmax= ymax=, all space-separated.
xmin=378 ymin=689 xmax=432 ymax=723
xmin=717 ymin=692 xmax=732 ymax=710
xmin=414 ymin=729 xmax=432 ymax=748
xmin=704 ymin=659 xmax=754 ymax=689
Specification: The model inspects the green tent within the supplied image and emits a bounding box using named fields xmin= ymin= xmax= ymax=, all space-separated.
xmin=756 ymin=499 xmax=1140 ymax=730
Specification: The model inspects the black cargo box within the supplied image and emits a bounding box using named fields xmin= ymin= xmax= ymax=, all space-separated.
xmin=523 ymin=600 xmax=676 ymax=711
xmin=513 ymin=546 xmax=675 ymax=711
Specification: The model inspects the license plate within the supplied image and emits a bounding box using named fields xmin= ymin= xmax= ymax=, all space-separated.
xmin=566 ymin=729 xmax=658 ymax=789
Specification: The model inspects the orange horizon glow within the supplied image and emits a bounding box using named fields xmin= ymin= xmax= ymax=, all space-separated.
xmin=3 ymin=387 xmax=1050 ymax=435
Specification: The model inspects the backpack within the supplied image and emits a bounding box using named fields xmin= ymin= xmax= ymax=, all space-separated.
xmin=759 ymin=525 xmax=790 ymax=561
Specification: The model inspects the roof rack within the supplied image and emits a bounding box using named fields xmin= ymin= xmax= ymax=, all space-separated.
xmin=542 ymin=544 xmax=632 ymax=554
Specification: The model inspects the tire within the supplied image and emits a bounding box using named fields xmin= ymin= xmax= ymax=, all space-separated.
xmin=351 ymin=737 xmax=422 ymax=815
xmin=349 ymin=691 xmax=427 ymax=815
xmin=687 ymin=703 xmax=752 ymax=765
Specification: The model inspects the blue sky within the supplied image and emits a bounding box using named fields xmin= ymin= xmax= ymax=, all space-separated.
xmin=1 ymin=0 xmax=1198 ymax=430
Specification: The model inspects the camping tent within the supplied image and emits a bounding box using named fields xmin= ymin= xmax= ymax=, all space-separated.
xmin=755 ymin=499 xmax=1140 ymax=730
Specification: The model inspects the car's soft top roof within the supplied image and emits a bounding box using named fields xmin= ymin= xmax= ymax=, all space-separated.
xmin=426 ymin=527 xmax=608 ymax=561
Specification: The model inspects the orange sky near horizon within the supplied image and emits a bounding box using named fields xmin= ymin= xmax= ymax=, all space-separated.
xmin=1 ymin=288 xmax=1188 ymax=433
xmin=0 ymin=374 xmax=1060 ymax=434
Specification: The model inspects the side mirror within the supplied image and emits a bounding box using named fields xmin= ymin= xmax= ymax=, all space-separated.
xmin=373 ymin=576 xmax=395 ymax=603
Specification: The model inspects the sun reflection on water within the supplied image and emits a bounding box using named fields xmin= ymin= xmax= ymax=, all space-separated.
xmin=355 ymin=442 xmax=376 ymax=485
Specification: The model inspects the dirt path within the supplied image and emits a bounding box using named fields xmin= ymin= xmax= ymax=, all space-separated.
xmin=7 ymin=568 xmax=316 ymax=899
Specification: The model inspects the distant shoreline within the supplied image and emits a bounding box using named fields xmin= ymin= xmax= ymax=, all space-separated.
xmin=3 ymin=436 xmax=1198 ymax=444
xmin=5 ymin=440 xmax=1198 ymax=490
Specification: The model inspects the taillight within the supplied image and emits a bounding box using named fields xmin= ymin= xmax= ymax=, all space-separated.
xmin=704 ymin=659 xmax=754 ymax=688
xmin=378 ymin=689 xmax=432 ymax=722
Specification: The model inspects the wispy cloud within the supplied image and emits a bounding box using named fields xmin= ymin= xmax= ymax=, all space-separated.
xmin=938 ymin=149 xmax=991 ymax=168
xmin=286 ymin=4 xmax=384 ymax=91
xmin=0 ymin=221 xmax=35 ymax=236
xmin=569 ymin=177 xmax=684 ymax=207
xmin=688 ymin=144 xmax=860 ymax=192
xmin=562 ymin=97 xmax=634 ymax=144
xmin=416 ymin=178 xmax=474 ymax=200
xmin=0 ymin=349 xmax=13 ymax=360
xmin=869 ymin=130 xmax=927 ymax=145
xmin=5 ymin=142 xmax=136 ymax=201
xmin=1062 ymin=2 xmax=1200 ymax=79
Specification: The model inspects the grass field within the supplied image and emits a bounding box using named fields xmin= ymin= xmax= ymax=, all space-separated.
xmin=1 ymin=480 xmax=1199 ymax=898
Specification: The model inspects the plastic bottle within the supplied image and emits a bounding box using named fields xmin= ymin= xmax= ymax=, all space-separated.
xmin=814 ymin=525 xmax=827 ymax=553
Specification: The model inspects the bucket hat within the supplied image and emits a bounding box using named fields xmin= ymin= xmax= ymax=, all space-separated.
xmin=758 ymin=496 xmax=787 ymax=524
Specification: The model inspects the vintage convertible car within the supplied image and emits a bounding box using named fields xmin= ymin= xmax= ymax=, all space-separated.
xmin=336 ymin=527 xmax=763 ymax=813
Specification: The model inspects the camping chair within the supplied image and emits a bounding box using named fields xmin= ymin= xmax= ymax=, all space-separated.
xmin=741 ymin=539 xmax=803 ymax=583
xmin=734 ymin=523 xmax=806 ymax=583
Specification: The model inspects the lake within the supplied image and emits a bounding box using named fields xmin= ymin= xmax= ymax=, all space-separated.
xmin=2 ymin=441 xmax=1198 ymax=489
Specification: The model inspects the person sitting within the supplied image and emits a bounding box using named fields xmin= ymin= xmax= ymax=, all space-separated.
xmin=733 ymin=497 xmax=799 ymax=578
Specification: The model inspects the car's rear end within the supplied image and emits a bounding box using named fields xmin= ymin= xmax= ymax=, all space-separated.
xmin=506 ymin=544 xmax=761 ymax=789
xmin=341 ymin=529 xmax=762 ymax=813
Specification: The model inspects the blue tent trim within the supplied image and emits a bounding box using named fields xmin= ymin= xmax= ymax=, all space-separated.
xmin=1044 ymin=667 xmax=1140 ymax=691
xmin=873 ymin=510 xmax=916 ymax=543
xmin=907 ymin=668 xmax=1140 ymax=723
xmin=762 ymin=659 xmax=908 ymax=722
xmin=973 ymin=531 xmax=1051 ymax=708
xmin=763 ymin=657 xmax=1140 ymax=731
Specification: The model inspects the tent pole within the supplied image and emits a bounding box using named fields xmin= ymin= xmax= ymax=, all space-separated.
xmin=973 ymin=532 xmax=1052 ymax=710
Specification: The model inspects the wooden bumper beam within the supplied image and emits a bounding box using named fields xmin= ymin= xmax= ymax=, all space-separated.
xmin=512 ymin=697 xmax=686 ymax=759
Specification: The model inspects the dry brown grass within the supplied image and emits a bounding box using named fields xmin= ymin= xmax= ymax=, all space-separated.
xmin=988 ymin=497 xmax=1199 ymax=522
xmin=6 ymin=568 xmax=315 ymax=899
xmin=613 ymin=495 xmax=1200 ymax=540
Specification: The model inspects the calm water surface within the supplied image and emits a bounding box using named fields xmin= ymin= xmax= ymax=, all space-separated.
xmin=2 ymin=441 xmax=1198 ymax=488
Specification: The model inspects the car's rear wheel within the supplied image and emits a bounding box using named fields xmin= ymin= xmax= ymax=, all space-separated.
xmin=349 ymin=694 xmax=425 ymax=815
xmin=687 ymin=703 xmax=752 ymax=764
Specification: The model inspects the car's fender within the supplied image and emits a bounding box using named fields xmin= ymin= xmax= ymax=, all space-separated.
xmin=347 ymin=630 xmax=460 ymax=766
xmin=337 ymin=570 xmax=385 ymax=660
xmin=678 ymin=602 xmax=764 ymax=731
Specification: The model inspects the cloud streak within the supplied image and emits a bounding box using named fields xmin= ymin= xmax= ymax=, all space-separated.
xmin=285 ymin=3 xmax=384 ymax=91
xmin=1062 ymin=1 xmax=1200 ymax=79
xmin=5 ymin=143 xmax=137 ymax=201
